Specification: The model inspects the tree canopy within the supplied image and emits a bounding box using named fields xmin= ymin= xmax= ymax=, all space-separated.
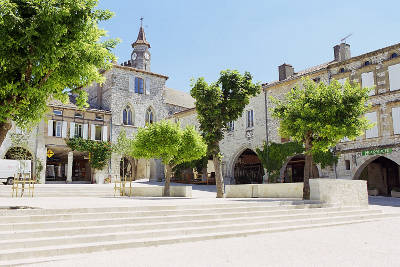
xmin=270 ymin=78 xmax=371 ymax=199
xmin=0 ymin=0 xmax=118 ymax=145
xmin=191 ymin=70 xmax=260 ymax=197
xmin=130 ymin=121 xmax=207 ymax=196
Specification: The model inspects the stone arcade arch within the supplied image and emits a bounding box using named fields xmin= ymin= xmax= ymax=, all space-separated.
xmin=280 ymin=155 xmax=319 ymax=183
xmin=233 ymin=148 xmax=264 ymax=184
xmin=353 ymin=156 xmax=400 ymax=196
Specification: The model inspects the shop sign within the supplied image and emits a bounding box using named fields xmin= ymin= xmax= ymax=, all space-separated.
xmin=47 ymin=149 xmax=54 ymax=158
xmin=361 ymin=148 xmax=392 ymax=156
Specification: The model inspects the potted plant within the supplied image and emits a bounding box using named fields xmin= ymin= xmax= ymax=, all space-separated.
xmin=368 ymin=186 xmax=379 ymax=196
xmin=391 ymin=187 xmax=400 ymax=198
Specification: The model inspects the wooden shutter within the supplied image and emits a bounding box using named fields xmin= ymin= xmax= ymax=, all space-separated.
xmin=102 ymin=126 xmax=108 ymax=142
xmin=90 ymin=124 xmax=95 ymax=140
xmin=392 ymin=107 xmax=400 ymax=134
xmin=365 ymin=112 xmax=378 ymax=138
xmin=145 ymin=79 xmax=151 ymax=95
xmin=62 ymin=121 xmax=68 ymax=138
xmin=47 ymin=120 xmax=53 ymax=136
xmin=361 ymin=72 xmax=375 ymax=96
xmin=83 ymin=124 xmax=88 ymax=139
xmin=389 ymin=63 xmax=400 ymax=91
xmin=129 ymin=75 xmax=135 ymax=92
xmin=69 ymin=122 xmax=75 ymax=138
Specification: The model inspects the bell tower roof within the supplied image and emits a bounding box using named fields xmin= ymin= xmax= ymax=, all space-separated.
xmin=132 ymin=18 xmax=150 ymax=48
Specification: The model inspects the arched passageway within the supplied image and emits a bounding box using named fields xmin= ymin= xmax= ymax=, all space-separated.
xmin=354 ymin=156 xmax=400 ymax=196
xmin=234 ymin=149 xmax=264 ymax=184
xmin=282 ymin=155 xmax=319 ymax=183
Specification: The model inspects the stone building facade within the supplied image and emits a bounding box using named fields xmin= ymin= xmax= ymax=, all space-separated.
xmin=85 ymin=25 xmax=194 ymax=182
xmin=264 ymin=42 xmax=400 ymax=196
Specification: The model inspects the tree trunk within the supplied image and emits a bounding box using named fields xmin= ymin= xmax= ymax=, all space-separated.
xmin=213 ymin=154 xmax=224 ymax=198
xmin=0 ymin=119 xmax=12 ymax=148
xmin=133 ymin=158 xmax=138 ymax=181
xmin=164 ymin=164 xmax=172 ymax=197
xmin=303 ymin=136 xmax=313 ymax=200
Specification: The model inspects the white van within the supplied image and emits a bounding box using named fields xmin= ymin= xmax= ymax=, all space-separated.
xmin=0 ymin=159 xmax=31 ymax=185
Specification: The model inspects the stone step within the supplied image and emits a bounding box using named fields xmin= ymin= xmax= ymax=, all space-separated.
xmin=0 ymin=206 xmax=362 ymax=231
xmin=0 ymin=203 xmax=340 ymax=224
xmin=0 ymin=207 xmax=372 ymax=240
xmin=0 ymin=212 xmax=397 ymax=264
xmin=0 ymin=201 xmax=323 ymax=216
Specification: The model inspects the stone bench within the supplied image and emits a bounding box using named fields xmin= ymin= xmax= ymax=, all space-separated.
xmin=124 ymin=185 xmax=192 ymax=197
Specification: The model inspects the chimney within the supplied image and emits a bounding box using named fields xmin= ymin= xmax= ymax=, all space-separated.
xmin=334 ymin=43 xmax=351 ymax=62
xmin=278 ymin=64 xmax=294 ymax=81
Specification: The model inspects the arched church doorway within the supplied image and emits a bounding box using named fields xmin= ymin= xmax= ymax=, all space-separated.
xmin=354 ymin=156 xmax=400 ymax=196
xmin=283 ymin=155 xmax=319 ymax=183
xmin=234 ymin=149 xmax=264 ymax=184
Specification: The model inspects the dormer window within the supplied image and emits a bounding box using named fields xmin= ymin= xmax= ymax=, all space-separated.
xmin=95 ymin=115 xmax=103 ymax=121
xmin=364 ymin=61 xmax=370 ymax=66
xmin=53 ymin=110 xmax=62 ymax=116
xmin=74 ymin=113 xmax=83 ymax=119
xmin=391 ymin=53 xmax=398 ymax=59
xmin=313 ymin=77 xmax=321 ymax=83
xmin=339 ymin=68 xmax=345 ymax=73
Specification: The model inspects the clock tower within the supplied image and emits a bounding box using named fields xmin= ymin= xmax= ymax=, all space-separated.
xmin=131 ymin=19 xmax=151 ymax=71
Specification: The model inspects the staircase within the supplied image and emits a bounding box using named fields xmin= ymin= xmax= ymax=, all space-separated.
xmin=0 ymin=201 xmax=397 ymax=266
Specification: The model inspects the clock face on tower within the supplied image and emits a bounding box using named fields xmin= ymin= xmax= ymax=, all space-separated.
xmin=132 ymin=53 xmax=137 ymax=60
xmin=144 ymin=52 xmax=150 ymax=60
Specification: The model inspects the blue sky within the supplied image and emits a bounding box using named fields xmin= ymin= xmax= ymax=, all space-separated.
xmin=97 ymin=0 xmax=400 ymax=92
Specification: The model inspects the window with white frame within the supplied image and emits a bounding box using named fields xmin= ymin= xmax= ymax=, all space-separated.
xmin=365 ymin=112 xmax=378 ymax=138
xmin=392 ymin=106 xmax=400 ymax=135
xmin=74 ymin=124 xmax=83 ymax=138
xmin=95 ymin=125 xmax=102 ymax=141
xmin=53 ymin=121 xmax=62 ymax=137
xmin=361 ymin=72 xmax=375 ymax=96
xmin=389 ymin=63 xmax=400 ymax=91
xmin=246 ymin=110 xmax=254 ymax=128
xmin=227 ymin=121 xmax=234 ymax=132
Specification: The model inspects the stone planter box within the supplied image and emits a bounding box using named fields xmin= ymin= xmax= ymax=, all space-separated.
xmin=368 ymin=189 xmax=379 ymax=196
xmin=225 ymin=183 xmax=303 ymax=198
xmin=309 ymin=179 xmax=368 ymax=207
xmin=391 ymin=190 xmax=400 ymax=198
xmin=124 ymin=186 xmax=192 ymax=197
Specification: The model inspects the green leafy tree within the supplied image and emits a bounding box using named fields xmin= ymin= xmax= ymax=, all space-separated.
xmin=270 ymin=78 xmax=371 ymax=199
xmin=191 ymin=70 xmax=260 ymax=197
xmin=131 ymin=121 xmax=207 ymax=196
xmin=0 ymin=0 xmax=118 ymax=146
xmin=113 ymin=130 xmax=138 ymax=180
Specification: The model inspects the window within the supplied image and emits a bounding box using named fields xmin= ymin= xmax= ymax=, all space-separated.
xmin=123 ymin=106 xmax=133 ymax=125
xmin=247 ymin=110 xmax=254 ymax=128
xmin=95 ymin=125 xmax=102 ymax=141
xmin=74 ymin=113 xmax=83 ymax=119
xmin=53 ymin=121 xmax=62 ymax=137
xmin=364 ymin=61 xmax=370 ymax=66
xmin=361 ymin=72 xmax=375 ymax=96
xmin=392 ymin=107 xmax=400 ymax=135
xmin=145 ymin=108 xmax=154 ymax=124
xmin=135 ymin=77 xmax=144 ymax=94
xmin=365 ymin=112 xmax=378 ymax=138
xmin=345 ymin=160 xmax=351 ymax=170
xmin=53 ymin=110 xmax=62 ymax=116
xmin=227 ymin=121 xmax=234 ymax=132
xmin=389 ymin=63 xmax=400 ymax=91
xmin=391 ymin=53 xmax=398 ymax=59
xmin=339 ymin=68 xmax=345 ymax=73
xmin=74 ymin=124 xmax=83 ymax=138
xmin=313 ymin=77 xmax=320 ymax=83
xmin=95 ymin=115 xmax=103 ymax=121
